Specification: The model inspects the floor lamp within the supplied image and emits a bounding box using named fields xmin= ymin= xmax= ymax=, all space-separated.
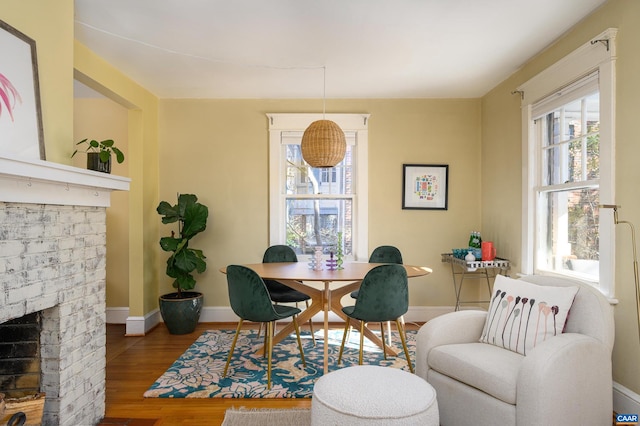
xmin=600 ymin=204 xmax=640 ymax=343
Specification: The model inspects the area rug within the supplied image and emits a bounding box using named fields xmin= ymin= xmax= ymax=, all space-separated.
xmin=221 ymin=408 xmax=311 ymax=426
xmin=143 ymin=328 xmax=416 ymax=398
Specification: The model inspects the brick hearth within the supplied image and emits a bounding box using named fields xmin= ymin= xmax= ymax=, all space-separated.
xmin=0 ymin=155 xmax=129 ymax=426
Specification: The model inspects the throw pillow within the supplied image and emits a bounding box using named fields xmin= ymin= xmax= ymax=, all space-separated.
xmin=479 ymin=275 xmax=578 ymax=355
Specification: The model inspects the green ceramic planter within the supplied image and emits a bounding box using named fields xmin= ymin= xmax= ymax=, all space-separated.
xmin=159 ymin=292 xmax=204 ymax=335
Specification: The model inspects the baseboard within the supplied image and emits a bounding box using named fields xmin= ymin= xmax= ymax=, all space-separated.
xmin=106 ymin=307 xmax=129 ymax=324
xmin=614 ymin=381 xmax=640 ymax=415
xmin=125 ymin=309 xmax=161 ymax=336
xmin=107 ymin=305 xmax=456 ymax=329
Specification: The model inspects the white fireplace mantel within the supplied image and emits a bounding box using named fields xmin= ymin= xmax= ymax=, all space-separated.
xmin=0 ymin=153 xmax=130 ymax=207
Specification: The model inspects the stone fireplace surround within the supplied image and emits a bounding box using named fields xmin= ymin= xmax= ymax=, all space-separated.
xmin=0 ymin=154 xmax=129 ymax=426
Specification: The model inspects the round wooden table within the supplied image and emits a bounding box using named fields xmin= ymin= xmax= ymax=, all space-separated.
xmin=220 ymin=262 xmax=432 ymax=373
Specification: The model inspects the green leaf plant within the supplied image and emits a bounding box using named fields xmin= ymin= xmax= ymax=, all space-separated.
xmin=157 ymin=194 xmax=209 ymax=297
xmin=71 ymin=138 xmax=125 ymax=164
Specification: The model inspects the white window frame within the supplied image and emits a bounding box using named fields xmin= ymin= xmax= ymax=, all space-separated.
xmin=267 ymin=113 xmax=370 ymax=261
xmin=518 ymin=28 xmax=617 ymax=297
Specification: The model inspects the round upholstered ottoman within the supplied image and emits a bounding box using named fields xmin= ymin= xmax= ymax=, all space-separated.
xmin=311 ymin=365 xmax=439 ymax=425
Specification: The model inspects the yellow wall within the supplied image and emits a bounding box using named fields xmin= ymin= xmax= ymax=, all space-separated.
xmin=74 ymin=98 xmax=130 ymax=307
xmin=73 ymin=42 xmax=160 ymax=319
xmin=1 ymin=1 xmax=74 ymax=162
xmin=158 ymin=98 xmax=482 ymax=308
xmin=482 ymin=0 xmax=640 ymax=394
xmin=7 ymin=0 xmax=639 ymax=397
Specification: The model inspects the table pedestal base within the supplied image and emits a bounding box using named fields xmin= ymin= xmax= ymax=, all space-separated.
xmin=266 ymin=279 xmax=398 ymax=374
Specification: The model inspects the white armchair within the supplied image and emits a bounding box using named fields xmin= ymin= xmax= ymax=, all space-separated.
xmin=415 ymin=275 xmax=614 ymax=426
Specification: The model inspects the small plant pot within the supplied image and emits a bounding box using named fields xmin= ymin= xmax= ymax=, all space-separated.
xmin=87 ymin=152 xmax=111 ymax=173
xmin=159 ymin=292 xmax=204 ymax=334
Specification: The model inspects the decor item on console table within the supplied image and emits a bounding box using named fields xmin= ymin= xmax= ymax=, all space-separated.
xmin=71 ymin=138 xmax=125 ymax=174
xmin=157 ymin=193 xmax=209 ymax=334
xmin=464 ymin=251 xmax=476 ymax=262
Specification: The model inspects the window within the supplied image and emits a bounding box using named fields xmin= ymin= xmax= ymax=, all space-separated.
xmin=267 ymin=113 xmax=370 ymax=260
xmin=533 ymin=75 xmax=600 ymax=278
xmin=518 ymin=29 xmax=616 ymax=297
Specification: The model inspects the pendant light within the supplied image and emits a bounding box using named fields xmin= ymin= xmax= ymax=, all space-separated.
xmin=301 ymin=67 xmax=346 ymax=168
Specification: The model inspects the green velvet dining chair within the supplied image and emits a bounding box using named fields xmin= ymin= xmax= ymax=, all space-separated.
xmin=261 ymin=245 xmax=315 ymax=344
xmin=350 ymin=245 xmax=404 ymax=344
xmin=223 ymin=264 xmax=307 ymax=389
xmin=338 ymin=264 xmax=414 ymax=373
xmin=350 ymin=245 xmax=403 ymax=299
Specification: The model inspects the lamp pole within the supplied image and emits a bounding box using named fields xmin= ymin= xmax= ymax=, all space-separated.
xmin=601 ymin=204 xmax=640 ymax=343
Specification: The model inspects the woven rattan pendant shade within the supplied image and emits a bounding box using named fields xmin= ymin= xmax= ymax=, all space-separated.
xmin=301 ymin=119 xmax=346 ymax=168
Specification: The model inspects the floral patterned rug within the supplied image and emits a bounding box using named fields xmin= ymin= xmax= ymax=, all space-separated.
xmin=143 ymin=328 xmax=416 ymax=398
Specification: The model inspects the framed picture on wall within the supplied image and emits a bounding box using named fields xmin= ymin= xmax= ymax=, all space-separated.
xmin=0 ymin=19 xmax=45 ymax=160
xmin=402 ymin=164 xmax=449 ymax=210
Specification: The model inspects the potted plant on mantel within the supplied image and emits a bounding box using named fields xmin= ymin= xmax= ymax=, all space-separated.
xmin=71 ymin=138 xmax=125 ymax=174
xmin=157 ymin=193 xmax=209 ymax=335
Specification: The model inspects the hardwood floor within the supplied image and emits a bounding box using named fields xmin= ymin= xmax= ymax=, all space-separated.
xmin=106 ymin=322 xmax=387 ymax=426
xmin=105 ymin=322 xmax=616 ymax=425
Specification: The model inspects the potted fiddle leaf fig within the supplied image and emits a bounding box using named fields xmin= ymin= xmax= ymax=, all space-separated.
xmin=157 ymin=193 xmax=209 ymax=334
xmin=71 ymin=138 xmax=125 ymax=174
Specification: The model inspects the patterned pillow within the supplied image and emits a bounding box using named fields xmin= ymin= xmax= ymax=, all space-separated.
xmin=479 ymin=275 xmax=579 ymax=356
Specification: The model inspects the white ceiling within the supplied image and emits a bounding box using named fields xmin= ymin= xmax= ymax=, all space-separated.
xmin=73 ymin=0 xmax=607 ymax=99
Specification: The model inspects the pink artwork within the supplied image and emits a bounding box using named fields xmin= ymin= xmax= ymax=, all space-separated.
xmin=0 ymin=72 xmax=22 ymax=121
xmin=0 ymin=19 xmax=45 ymax=159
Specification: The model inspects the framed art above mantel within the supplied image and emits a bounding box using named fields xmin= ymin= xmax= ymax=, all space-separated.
xmin=0 ymin=19 xmax=45 ymax=160
xmin=402 ymin=164 xmax=449 ymax=210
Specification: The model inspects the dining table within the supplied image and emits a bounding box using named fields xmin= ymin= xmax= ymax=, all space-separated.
xmin=219 ymin=261 xmax=432 ymax=373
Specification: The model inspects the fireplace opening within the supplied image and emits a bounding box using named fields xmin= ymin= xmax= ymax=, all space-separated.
xmin=0 ymin=312 xmax=41 ymax=398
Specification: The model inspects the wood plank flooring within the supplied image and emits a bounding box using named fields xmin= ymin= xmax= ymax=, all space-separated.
xmin=106 ymin=322 xmax=417 ymax=426
xmin=105 ymin=322 xmax=617 ymax=426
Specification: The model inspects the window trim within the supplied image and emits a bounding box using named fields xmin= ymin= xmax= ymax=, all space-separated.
xmin=267 ymin=113 xmax=370 ymax=261
xmin=518 ymin=28 xmax=617 ymax=297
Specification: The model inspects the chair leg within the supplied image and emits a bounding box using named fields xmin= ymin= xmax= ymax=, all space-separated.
xmin=305 ymin=300 xmax=316 ymax=345
xmin=267 ymin=321 xmax=273 ymax=389
xmin=258 ymin=318 xmax=277 ymax=339
xmin=396 ymin=319 xmax=414 ymax=374
xmin=223 ymin=319 xmax=243 ymax=377
xmin=292 ymin=315 xmax=306 ymax=367
xmin=380 ymin=322 xmax=387 ymax=360
xmin=263 ymin=325 xmax=268 ymax=358
xmin=400 ymin=315 xmax=407 ymax=339
xmin=358 ymin=320 xmax=365 ymax=365
xmin=337 ymin=318 xmax=351 ymax=364
xmin=383 ymin=317 xmax=404 ymax=346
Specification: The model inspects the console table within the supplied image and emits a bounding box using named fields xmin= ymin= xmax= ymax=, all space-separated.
xmin=441 ymin=253 xmax=510 ymax=311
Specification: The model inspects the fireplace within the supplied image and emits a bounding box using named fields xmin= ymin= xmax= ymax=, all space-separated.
xmin=0 ymin=312 xmax=41 ymax=398
xmin=0 ymin=154 xmax=129 ymax=425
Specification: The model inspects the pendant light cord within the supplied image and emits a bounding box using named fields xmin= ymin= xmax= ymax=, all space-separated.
xmin=322 ymin=66 xmax=326 ymax=119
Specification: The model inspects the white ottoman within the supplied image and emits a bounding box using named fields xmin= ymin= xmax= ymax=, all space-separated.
xmin=311 ymin=365 xmax=439 ymax=425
